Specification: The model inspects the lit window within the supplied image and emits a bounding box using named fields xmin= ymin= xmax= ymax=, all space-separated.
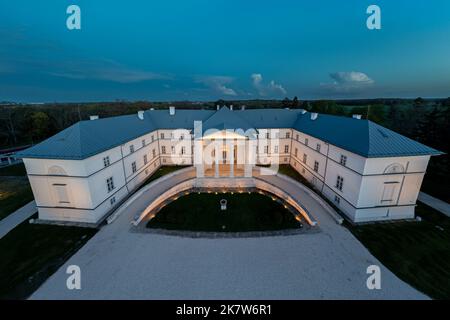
xmin=340 ymin=155 xmax=347 ymax=166
xmin=106 ymin=177 xmax=115 ymax=193
xmin=334 ymin=195 xmax=340 ymax=205
xmin=336 ymin=175 xmax=344 ymax=191
xmin=103 ymin=156 xmax=110 ymax=167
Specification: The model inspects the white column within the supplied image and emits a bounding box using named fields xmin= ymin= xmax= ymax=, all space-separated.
xmin=195 ymin=139 xmax=204 ymax=178
xmin=214 ymin=142 xmax=219 ymax=178
xmin=230 ymin=140 xmax=234 ymax=178
xmin=244 ymin=138 xmax=252 ymax=177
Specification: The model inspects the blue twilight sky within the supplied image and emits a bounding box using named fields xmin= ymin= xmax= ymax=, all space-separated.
xmin=1 ymin=0 xmax=450 ymax=102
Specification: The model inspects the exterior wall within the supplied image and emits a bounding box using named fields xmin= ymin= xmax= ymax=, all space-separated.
xmin=22 ymin=121 xmax=432 ymax=224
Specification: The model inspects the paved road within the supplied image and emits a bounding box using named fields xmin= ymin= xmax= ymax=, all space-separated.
xmin=418 ymin=192 xmax=450 ymax=217
xmin=31 ymin=170 xmax=427 ymax=300
xmin=0 ymin=200 xmax=36 ymax=239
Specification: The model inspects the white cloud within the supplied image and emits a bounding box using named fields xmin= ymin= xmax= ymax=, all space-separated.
xmin=49 ymin=59 xmax=170 ymax=83
xmin=321 ymin=71 xmax=374 ymax=92
xmin=251 ymin=73 xmax=286 ymax=96
xmin=196 ymin=75 xmax=237 ymax=96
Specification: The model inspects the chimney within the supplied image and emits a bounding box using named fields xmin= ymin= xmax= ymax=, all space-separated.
xmin=169 ymin=106 xmax=175 ymax=116
xmin=352 ymin=114 xmax=362 ymax=120
xmin=230 ymin=105 xmax=233 ymax=111
xmin=137 ymin=110 xmax=144 ymax=120
xmin=90 ymin=115 xmax=99 ymax=120
xmin=311 ymin=113 xmax=318 ymax=120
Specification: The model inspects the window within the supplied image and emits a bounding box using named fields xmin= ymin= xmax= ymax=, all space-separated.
xmin=144 ymin=155 xmax=148 ymax=165
xmin=145 ymin=169 xmax=149 ymax=175
xmin=151 ymin=135 xmax=154 ymax=142
xmin=336 ymin=175 xmax=344 ymax=191
xmin=142 ymin=139 xmax=145 ymax=147
xmin=161 ymin=146 xmax=166 ymax=154
xmin=131 ymin=161 xmax=137 ymax=173
xmin=103 ymin=156 xmax=110 ymax=167
xmin=274 ymin=145 xmax=279 ymax=153
xmin=314 ymin=161 xmax=319 ymax=172
xmin=106 ymin=177 xmax=115 ymax=193
xmin=296 ymin=134 xmax=299 ymax=141
xmin=170 ymin=132 xmax=174 ymax=139
xmin=381 ymin=183 xmax=398 ymax=202
xmin=305 ymin=138 xmax=309 ymax=146
xmin=286 ymin=132 xmax=291 ymax=139
xmin=266 ymin=132 xmax=270 ymax=139
xmin=334 ymin=195 xmax=340 ymax=205
xmin=303 ymin=153 xmax=307 ymax=164
xmin=284 ymin=145 xmax=289 ymax=153
xmin=161 ymin=133 xmax=165 ymax=139
xmin=129 ymin=145 xmax=135 ymax=153
xmin=152 ymin=149 xmax=156 ymax=157
xmin=316 ymin=143 xmax=321 ymax=152
xmin=171 ymin=146 xmax=175 ymax=154
xmin=340 ymin=155 xmax=347 ymax=166
xmin=294 ymin=148 xmax=298 ymax=157
xmin=53 ymin=184 xmax=70 ymax=204
xmin=264 ymin=146 xmax=269 ymax=154
xmin=180 ymin=135 xmax=184 ymax=140
xmin=110 ymin=196 xmax=116 ymax=206
xmin=181 ymin=146 xmax=186 ymax=155
xmin=275 ymin=132 xmax=280 ymax=139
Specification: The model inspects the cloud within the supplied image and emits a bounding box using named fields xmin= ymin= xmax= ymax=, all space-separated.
xmin=49 ymin=59 xmax=169 ymax=83
xmin=251 ymin=73 xmax=287 ymax=96
xmin=196 ymin=75 xmax=237 ymax=96
xmin=321 ymin=71 xmax=374 ymax=92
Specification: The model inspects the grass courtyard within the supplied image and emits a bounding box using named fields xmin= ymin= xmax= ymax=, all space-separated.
xmin=0 ymin=216 xmax=97 ymax=299
xmin=146 ymin=192 xmax=302 ymax=232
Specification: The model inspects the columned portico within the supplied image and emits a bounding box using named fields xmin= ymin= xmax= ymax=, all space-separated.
xmin=196 ymin=130 xmax=253 ymax=178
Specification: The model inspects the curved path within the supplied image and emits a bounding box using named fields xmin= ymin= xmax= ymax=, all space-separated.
xmin=31 ymin=167 xmax=427 ymax=299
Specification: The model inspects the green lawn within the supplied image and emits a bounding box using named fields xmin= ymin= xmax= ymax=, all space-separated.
xmin=0 ymin=215 xmax=97 ymax=299
xmin=141 ymin=165 xmax=189 ymax=188
xmin=277 ymin=164 xmax=450 ymax=299
xmin=147 ymin=192 xmax=302 ymax=232
xmin=347 ymin=204 xmax=450 ymax=299
xmin=0 ymin=163 xmax=34 ymax=221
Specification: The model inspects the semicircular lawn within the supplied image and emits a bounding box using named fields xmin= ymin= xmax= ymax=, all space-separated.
xmin=146 ymin=192 xmax=303 ymax=232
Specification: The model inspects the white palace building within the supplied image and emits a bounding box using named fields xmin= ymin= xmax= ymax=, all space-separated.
xmin=17 ymin=106 xmax=442 ymax=225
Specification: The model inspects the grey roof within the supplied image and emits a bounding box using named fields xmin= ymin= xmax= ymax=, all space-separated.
xmin=17 ymin=107 xmax=443 ymax=160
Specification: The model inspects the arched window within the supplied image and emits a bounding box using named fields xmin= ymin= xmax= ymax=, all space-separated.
xmin=383 ymin=163 xmax=405 ymax=174
xmin=48 ymin=165 xmax=67 ymax=176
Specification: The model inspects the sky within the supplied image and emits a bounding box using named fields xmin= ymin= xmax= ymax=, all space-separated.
xmin=0 ymin=0 xmax=450 ymax=102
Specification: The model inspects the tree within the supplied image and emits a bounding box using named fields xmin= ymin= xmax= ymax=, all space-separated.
xmin=367 ymin=104 xmax=386 ymax=124
xmin=282 ymin=97 xmax=291 ymax=108
xmin=31 ymin=111 xmax=51 ymax=141
xmin=291 ymin=96 xmax=299 ymax=108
